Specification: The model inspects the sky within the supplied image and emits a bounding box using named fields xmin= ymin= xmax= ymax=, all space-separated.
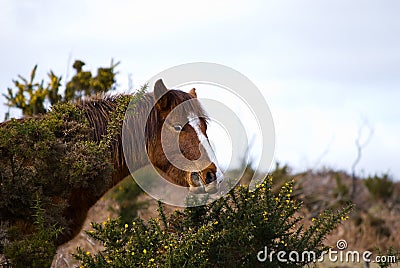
xmin=1 ymin=0 xmax=399 ymax=179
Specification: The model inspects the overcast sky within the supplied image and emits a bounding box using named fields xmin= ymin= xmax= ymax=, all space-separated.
xmin=1 ymin=0 xmax=399 ymax=179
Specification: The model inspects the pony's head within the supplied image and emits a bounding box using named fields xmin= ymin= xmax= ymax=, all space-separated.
xmin=146 ymin=79 xmax=219 ymax=194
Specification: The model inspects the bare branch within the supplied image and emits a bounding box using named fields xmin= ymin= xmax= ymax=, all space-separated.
xmin=351 ymin=119 xmax=374 ymax=199
xmin=351 ymin=120 xmax=374 ymax=175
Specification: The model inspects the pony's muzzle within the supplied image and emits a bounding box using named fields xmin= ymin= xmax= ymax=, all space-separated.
xmin=189 ymin=170 xmax=218 ymax=194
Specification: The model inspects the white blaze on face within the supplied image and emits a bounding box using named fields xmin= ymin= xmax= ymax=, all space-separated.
xmin=188 ymin=113 xmax=223 ymax=182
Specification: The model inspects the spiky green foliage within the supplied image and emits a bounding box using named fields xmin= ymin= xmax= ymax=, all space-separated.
xmin=0 ymin=102 xmax=113 ymax=236
xmin=65 ymin=60 xmax=119 ymax=102
xmin=3 ymin=59 xmax=118 ymax=119
xmin=75 ymin=177 xmax=353 ymax=268
xmin=364 ymin=173 xmax=394 ymax=202
xmin=4 ymin=195 xmax=63 ymax=268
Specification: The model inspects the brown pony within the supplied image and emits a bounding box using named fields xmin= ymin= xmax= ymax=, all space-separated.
xmin=64 ymin=79 xmax=219 ymax=243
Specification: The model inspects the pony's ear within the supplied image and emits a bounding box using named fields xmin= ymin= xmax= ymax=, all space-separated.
xmin=154 ymin=79 xmax=170 ymax=112
xmin=154 ymin=79 xmax=168 ymax=99
xmin=188 ymin=88 xmax=197 ymax=98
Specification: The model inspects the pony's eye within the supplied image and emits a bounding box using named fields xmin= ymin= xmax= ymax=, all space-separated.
xmin=173 ymin=124 xmax=183 ymax=131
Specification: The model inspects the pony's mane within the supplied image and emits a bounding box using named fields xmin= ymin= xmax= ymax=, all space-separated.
xmin=78 ymin=94 xmax=121 ymax=142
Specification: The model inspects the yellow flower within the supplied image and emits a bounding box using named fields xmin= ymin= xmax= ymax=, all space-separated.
xmin=125 ymin=223 xmax=128 ymax=228
xmin=214 ymin=221 xmax=218 ymax=225
xmin=143 ymin=249 xmax=147 ymax=254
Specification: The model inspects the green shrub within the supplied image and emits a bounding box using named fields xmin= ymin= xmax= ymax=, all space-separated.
xmin=0 ymin=102 xmax=113 ymax=248
xmin=74 ymin=177 xmax=352 ymax=267
xmin=364 ymin=173 xmax=393 ymax=202
xmin=4 ymin=196 xmax=62 ymax=268
xmin=269 ymin=162 xmax=291 ymax=192
xmin=3 ymin=59 xmax=119 ymax=118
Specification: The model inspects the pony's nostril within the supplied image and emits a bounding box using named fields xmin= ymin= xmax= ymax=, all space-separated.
xmin=191 ymin=172 xmax=200 ymax=185
xmin=206 ymin=171 xmax=216 ymax=184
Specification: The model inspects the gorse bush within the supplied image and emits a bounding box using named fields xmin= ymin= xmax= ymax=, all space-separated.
xmin=74 ymin=177 xmax=353 ymax=267
xmin=1 ymin=59 xmax=130 ymax=267
xmin=269 ymin=162 xmax=291 ymax=193
xmin=3 ymin=59 xmax=118 ymax=118
xmin=0 ymin=102 xmax=113 ymax=236
xmin=4 ymin=195 xmax=63 ymax=268
xmin=364 ymin=173 xmax=393 ymax=202
xmin=65 ymin=59 xmax=119 ymax=102
xmin=0 ymin=102 xmax=115 ymax=266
